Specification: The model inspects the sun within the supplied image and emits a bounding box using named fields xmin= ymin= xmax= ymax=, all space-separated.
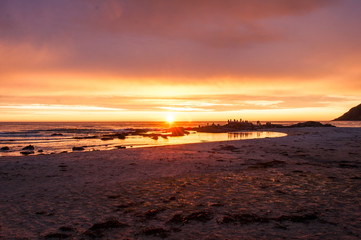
xmin=166 ymin=114 xmax=175 ymax=124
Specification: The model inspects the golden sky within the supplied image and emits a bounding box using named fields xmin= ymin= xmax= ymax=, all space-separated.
xmin=1 ymin=0 xmax=360 ymax=121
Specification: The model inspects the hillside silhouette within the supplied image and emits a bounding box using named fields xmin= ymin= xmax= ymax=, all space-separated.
xmin=334 ymin=104 xmax=361 ymax=121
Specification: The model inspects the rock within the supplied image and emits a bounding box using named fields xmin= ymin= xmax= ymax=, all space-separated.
xmin=170 ymin=127 xmax=186 ymax=136
xmin=130 ymin=129 xmax=148 ymax=135
xmin=289 ymin=121 xmax=334 ymax=128
xmin=38 ymin=150 xmax=43 ymax=153
xmin=20 ymin=151 xmax=34 ymax=155
xmin=73 ymin=135 xmax=98 ymax=139
xmin=51 ymin=133 xmax=63 ymax=136
xmin=195 ymin=120 xmax=257 ymax=132
xmin=0 ymin=146 xmax=10 ymax=151
xmin=84 ymin=135 xmax=98 ymax=139
xmin=116 ymin=133 xmax=126 ymax=139
xmin=264 ymin=122 xmax=285 ymax=128
xmin=101 ymin=133 xmax=126 ymax=140
xmin=334 ymin=103 xmax=361 ymax=121
xmin=72 ymin=147 xmax=84 ymax=151
xmin=22 ymin=145 xmax=35 ymax=150
xmin=100 ymin=137 xmax=114 ymax=141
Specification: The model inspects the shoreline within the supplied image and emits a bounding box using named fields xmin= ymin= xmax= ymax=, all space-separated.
xmin=2 ymin=120 xmax=361 ymax=157
xmin=0 ymin=130 xmax=287 ymax=157
xmin=1 ymin=127 xmax=361 ymax=239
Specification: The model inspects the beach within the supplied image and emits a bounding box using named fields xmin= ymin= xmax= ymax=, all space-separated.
xmin=1 ymin=127 xmax=361 ymax=239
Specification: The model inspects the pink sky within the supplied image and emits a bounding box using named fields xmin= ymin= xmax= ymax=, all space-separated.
xmin=1 ymin=0 xmax=360 ymax=121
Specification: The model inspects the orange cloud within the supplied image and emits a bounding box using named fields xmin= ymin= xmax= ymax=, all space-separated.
xmin=1 ymin=0 xmax=361 ymax=121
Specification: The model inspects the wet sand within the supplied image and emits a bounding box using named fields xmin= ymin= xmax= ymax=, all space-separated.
xmin=1 ymin=127 xmax=361 ymax=239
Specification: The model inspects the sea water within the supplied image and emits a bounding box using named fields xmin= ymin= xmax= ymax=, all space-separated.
xmin=0 ymin=121 xmax=359 ymax=156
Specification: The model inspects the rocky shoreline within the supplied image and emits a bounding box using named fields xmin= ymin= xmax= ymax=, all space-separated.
xmin=194 ymin=120 xmax=334 ymax=133
xmin=0 ymin=122 xmax=334 ymax=156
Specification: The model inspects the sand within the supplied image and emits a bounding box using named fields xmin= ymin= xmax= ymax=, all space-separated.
xmin=0 ymin=127 xmax=361 ymax=239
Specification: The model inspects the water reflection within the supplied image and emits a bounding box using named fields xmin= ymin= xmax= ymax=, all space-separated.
xmin=0 ymin=131 xmax=287 ymax=156
xmin=227 ymin=132 xmax=274 ymax=140
xmin=131 ymin=131 xmax=287 ymax=148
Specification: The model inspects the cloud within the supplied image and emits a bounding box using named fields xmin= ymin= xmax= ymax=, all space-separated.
xmin=1 ymin=0 xmax=354 ymax=81
xmin=1 ymin=0 xmax=360 ymax=122
xmin=1 ymin=0 xmax=336 ymax=45
xmin=1 ymin=93 xmax=354 ymax=113
xmin=93 ymin=0 xmax=338 ymax=47
xmin=0 ymin=104 xmax=123 ymax=111
xmin=157 ymin=107 xmax=212 ymax=112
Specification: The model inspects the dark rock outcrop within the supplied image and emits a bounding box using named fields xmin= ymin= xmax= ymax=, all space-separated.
xmin=20 ymin=145 xmax=35 ymax=155
xmin=334 ymin=104 xmax=361 ymax=121
xmin=20 ymin=151 xmax=34 ymax=155
xmin=289 ymin=121 xmax=334 ymax=128
xmin=101 ymin=133 xmax=126 ymax=140
xmin=195 ymin=121 xmax=255 ymax=133
xmin=72 ymin=147 xmax=85 ymax=151
xmin=0 ymin=146 xmax=10 ymax=151
xmin=100 ymin=137 xmax=114 ymax=141
xmin=194 ymin=120 xmax=334 ymax=133
xmin=22 ymin=145 xmax=35 ymax=150
xmin=73 ymin=135 xmax=98 ymax=139
xmin=51 ymin=133 xmax=63 ymax=136
xmin=170 ymin=127 xmax=189 ymax=136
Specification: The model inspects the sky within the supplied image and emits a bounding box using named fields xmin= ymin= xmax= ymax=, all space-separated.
xmin=1 ymin=0 xmax=361 ymax=122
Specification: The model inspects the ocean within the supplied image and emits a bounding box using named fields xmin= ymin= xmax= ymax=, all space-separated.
xmin=0 ymin=121 xmax=359 ymax=156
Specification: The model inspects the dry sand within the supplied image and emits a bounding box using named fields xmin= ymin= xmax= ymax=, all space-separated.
xmin=0 ymin=127 xmax=361 ymax=239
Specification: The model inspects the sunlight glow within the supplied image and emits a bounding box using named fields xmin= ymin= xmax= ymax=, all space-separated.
xmin=159 ymin=106 xmax=212 ymax=112
xmin=166 ymin=114 xmax=175 ymax=123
